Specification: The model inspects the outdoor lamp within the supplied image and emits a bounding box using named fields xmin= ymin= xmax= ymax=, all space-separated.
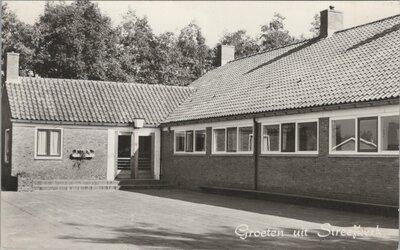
xmin=133 ymin=118 xmax=145 ymax=128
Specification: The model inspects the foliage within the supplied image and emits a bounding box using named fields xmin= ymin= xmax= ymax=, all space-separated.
xmin=259 ymin=13 xmax=297 ymax=51
xmin=219 ymin=30 xmax=260 ymax=59
xmin=176 ymin=21 xmax=215 ymax=85
xmin=310 ymin=14 xmax=320 ymax=37
xmin=34 ymin=0 xmax=121 ymax=80
xmin=3 ymin=2 xmax=310 ymax=85
xmin=1 ymin=3 xmax=37 ymax=76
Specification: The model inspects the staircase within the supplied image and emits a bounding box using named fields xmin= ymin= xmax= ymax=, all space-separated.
xmin=116 ymin=179 xmax=169 ymax=190
xmin=33 ymin=180 xmax=120 ymax=191
xmin=32 ymin=179 xmax=168 ymax=191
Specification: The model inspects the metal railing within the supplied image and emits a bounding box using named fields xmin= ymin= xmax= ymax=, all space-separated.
xmin=117 ymin=158 xmax=131 ymax=170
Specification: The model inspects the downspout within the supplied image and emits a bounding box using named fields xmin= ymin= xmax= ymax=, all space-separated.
xmin=253 ymin=117 xmax=258 ymax=190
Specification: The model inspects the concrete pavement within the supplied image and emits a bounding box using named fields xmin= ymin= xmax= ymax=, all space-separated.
xmin=1 ymin=189 xmax=398 ymax=249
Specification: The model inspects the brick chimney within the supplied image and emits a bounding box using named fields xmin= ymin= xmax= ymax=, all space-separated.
xmin=320 ymin=7 xmax=343 ymax=37
xmin=217 ymin=45 xmax=235 ymax=66
xmin=6 ymin=52 xmax=20 ymax=82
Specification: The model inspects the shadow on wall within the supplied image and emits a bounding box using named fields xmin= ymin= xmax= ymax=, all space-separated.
xmin=59 ymin=221 xmax=397 ymax=249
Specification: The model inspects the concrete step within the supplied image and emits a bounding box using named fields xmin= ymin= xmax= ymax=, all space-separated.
xmin=119 ymin=184 xmax=169 ymax=190
xmin=116 ymin=179 xmax=167 ymax=185
xmin=33 ymin=180 xmax=118 ymax=186
xmin=34 ymin=185 xmax=120 ymax=191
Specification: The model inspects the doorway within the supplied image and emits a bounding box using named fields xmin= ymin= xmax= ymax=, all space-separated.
xmin=138 ymin=136 xmax=153 ymax=179
xmin=116 ymin=134 xmax=132 ymax=179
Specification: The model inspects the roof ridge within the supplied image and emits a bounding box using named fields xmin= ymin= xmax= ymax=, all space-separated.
xmin=18 ymin=76 xmax=195 ymax=90
xmin=335 ymin=13 xmax=400 ymax=34
xmin=228 ymin=38 xmax=312 ymax=63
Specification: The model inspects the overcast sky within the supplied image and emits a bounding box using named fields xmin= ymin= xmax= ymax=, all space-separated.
xmin=5 ymin=1 xmax=400 ymax=46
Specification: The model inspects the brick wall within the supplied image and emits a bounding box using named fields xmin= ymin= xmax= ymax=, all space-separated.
xmin=11 ymin=124 xmax=108 ymax=181
xmin=162 ymin=127 xmax=254 ymax=190
xmin=161 ymin=118 xmax=399 ymax=206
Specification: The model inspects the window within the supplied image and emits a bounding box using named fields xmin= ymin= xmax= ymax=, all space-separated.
xmin=331 ymin=119 xmax=355 ymax=152
xmin=227 ymin=127 xmax=237 ymax=152
xmin=330 ymin=115 xmax=399 ymax=154
xmin=358 ymin=117 xmax=378 ymax=152
xmin=298 ymin=122 xmax=318 ymax=151
xmin=239 ymin=126 xmax=253 ymax=152
xmin=175 ymin=132 xmax=185 ymax=152
xmin=262 ymin=125 xmax=279 ymax=152
xmin=175 ymin=129 xmax=206 ymax=153
xmin=36 ymin=129 xmax=62 ymax=158
xmin=186 ymin=131 xmax=194 ymax=152
xmin=213 ymin=126 xmax=253 ymax=154
xmin=281 ymin=123 xmax=295 ymax=152
xmin=214 ymin=129 xmax=226 ymax=152
xmin=4 ymin=129 xmax=10 ymax=163
xmin=195 ymin=130 xmax=206 ymax=152
xmin=381 ymin=116 xmax=399 ymax=151
xmin=262 ymin=121 xmax=318 ymax=154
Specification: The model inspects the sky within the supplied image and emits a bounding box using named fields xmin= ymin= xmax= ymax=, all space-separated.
xmin=5 ymin=1 xmax=400 ymax=47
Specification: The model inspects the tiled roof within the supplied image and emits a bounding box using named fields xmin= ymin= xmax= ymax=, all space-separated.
xmin=164 ymin=14 xmax=400 ymax=124
xmin=6 ymin=77 xmax=195 ymax=125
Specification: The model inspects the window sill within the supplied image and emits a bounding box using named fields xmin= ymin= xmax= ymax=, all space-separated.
xmin=211 ymin=153 xmax=253 ymax=157
xmin=260 ymin=154 xmax=318 ymax=157
xmin=174 ymin=152 xmax=206 ymax=156
xmin=328 ymin=154 xmax=399 ymax=158
xmin=34 ymin=156 xmax=63 ymax=160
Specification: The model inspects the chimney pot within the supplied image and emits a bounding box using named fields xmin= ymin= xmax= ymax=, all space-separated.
xmin=320 ymin=8 xmax=343 ymax=37
xmin=6 ymin=52 xmax=20 ymax=82
xmin=217 ymin=45 xmax=235 ymax=66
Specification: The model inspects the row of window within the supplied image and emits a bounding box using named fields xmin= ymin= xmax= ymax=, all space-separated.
xmin=174 ymin=115 xmax=399 ymax=155
xmin=331 ymin=116 xmax=398 ymax=153
xmin=175 ymin=130 xmax=206 ymax=153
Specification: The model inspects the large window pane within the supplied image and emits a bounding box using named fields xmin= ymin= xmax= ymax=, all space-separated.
xmin=227 ymin=127 xmax=237 ymax=152
xmin=331 ymin=119 xmax=355 ymax=151
xmin=37 ymin=130 xmax=48 ymax=155
xmin=214 ymin=129 xmax=226 ymax=152
xmin=281 ymin=123 xmax=295 ymax=152
xmin=49 ymin=131 xmax=60 ymax=156
xmin=175 ymin=132 xmax=185 ymax=152
xmin=358 ymin=117 xmax=378 ymax=152
xmin=381 ymin=116 xmax=399 ymax=151
xmin=298 ymin=122 xmax=317 ymax=151
xmin=195 ymin=130 xmax=206 ymax=152
xmin=186 ymin=131 xmax=194 ymax=152
xmin=239 ymin=127 xmax=253 ymax=152
xmin=263 ymin=125 xmax=279 ymax=152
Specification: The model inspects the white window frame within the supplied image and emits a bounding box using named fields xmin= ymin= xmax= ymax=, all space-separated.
xmin=4 ymin=129 xmax=10 ymax=163
xmin=329 ymin=113 xmax=399 ymax=155
xmin=212 ymin=125 xmax=254 ymax=155
xmin=34 ymin=127 xmax=63 ymax=160
xmin=174 ymin=129 xmax=206 ymax=154
xmin=261 ymin=119 xmax=319 ymax=155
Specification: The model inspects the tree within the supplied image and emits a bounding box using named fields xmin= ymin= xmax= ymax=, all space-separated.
xmin=116 ymin=10 xmax=159 ymax=84
xmin=310 ymin=14 xmax=320 ymax=37
xmin=259 ymin=13 xmax=297 ymax=51
xmin=34 ymin=0 xmax=122 ymax=80
xmin=177 ymin=21 xmax=215 ymax=85
xmin=1 ymin=3 xmax=37 ymax=76
xmin=219 ymin=30 xmax=260 ymax=59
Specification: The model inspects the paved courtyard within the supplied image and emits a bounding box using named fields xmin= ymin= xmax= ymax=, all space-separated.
xmin=0 ymin=189 xmax=398 ymax=249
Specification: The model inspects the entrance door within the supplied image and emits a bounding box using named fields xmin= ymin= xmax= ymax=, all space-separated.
xmin=138 ymin=136 xmax=153 ymax=179
xmin=117 ymin=134 xmax=132 ymax=179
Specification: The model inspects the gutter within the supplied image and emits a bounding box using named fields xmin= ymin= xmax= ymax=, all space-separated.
xmin=253 ymin=117 xmax=258 ymax=191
